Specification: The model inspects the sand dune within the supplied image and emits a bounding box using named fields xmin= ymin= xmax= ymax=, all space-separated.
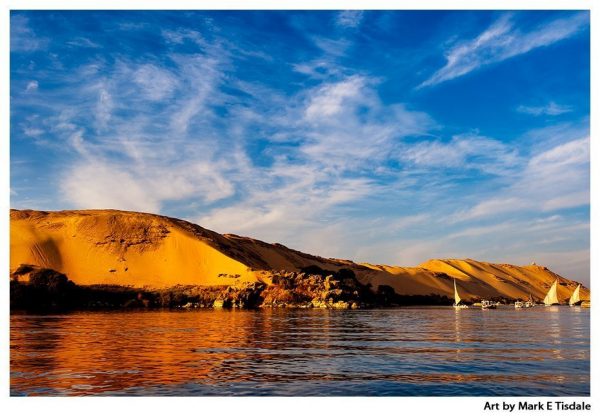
xmin=10 ymin=209 xmax=589 ymax=302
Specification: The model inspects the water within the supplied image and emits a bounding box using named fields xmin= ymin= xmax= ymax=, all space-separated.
xmin=10 ymin=306 xmax=589 ymax=396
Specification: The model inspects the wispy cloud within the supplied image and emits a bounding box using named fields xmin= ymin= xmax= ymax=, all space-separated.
xmin=14 ymin=39 xmax=238 ymax=213
xmin=305 ymin=75 xmax=365 ymax=119
xmin=291 ymin=21 xmax=354 ymax=80
xmin=455 ymin=135 xmax=589 ymax=221
xmin=419 ymin=12 xmax=588 ymax=88
xmin=25 ymin=80 xmax=38 ymax=92
xmin=23 ymin=127 xmax=43 ymax=137
xmin=397 ymin=134 xmax=520 ymax=175
xmin=95 ymin=86 xmax=113 ymax=132
xmin=336 ymin=11 xmax=364 ymax=29
xmin=132 ymin=64 xmax=179 ymax=101
xmin=10 ymin=14 xmax=48 ymax=52
xmin=66 ymin=37 xmax=101 ymax=49
xmin=516 ymin=101 xmax=572 ymax=116
xmin=198 ymin=74 xmax=435 ymax=242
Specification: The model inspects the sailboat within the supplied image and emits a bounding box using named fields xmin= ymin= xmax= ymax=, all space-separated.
xmin=569 ymin=284 xmax=582 ymax=306
xmin=453 ymin=279 xmax=469 ymax=309
xmin=543 ymin=279 xmax=560 ymax=306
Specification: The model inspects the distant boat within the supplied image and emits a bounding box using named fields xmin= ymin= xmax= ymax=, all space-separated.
xmin=569 ymin=284 xmax=582 ymax=306
xmin=543 ymin=279 xmax=560 ymax=306
xmin=481 ymin=300 xmax=497 ymax=309
xmin=516 ymin=294 xmax=535 ymax=308
xmin=453 ymin=279 xmax=469 ymax=309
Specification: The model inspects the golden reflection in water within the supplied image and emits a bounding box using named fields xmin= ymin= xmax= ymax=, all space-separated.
xmin=452 ymin=308 xmax=467 ymax=383
xmin=569 ymin=307 xmax=587 ymax=361
xmin=10 ymin=307 xmax=590 ymax=396
xmin=453 ymin=308 xmax=463 ymax=359
xmin=546 ymin=306 xmax=563 ymax=361
xmin=11 ymin=310 xmax=357 ymax=394
xmin=13 ymin=311 xmax=258 ymax=393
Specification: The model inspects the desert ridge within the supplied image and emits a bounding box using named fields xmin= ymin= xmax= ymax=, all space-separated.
xmin=10 ymin=209 xmax=360 ymax=288
xmin=10 ymin=209 xmax=589 ymax=303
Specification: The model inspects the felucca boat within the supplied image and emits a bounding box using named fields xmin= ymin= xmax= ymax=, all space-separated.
xmin=525 ymin=293 xmax=535 ymax=308
xmin=543 ymin=279 xmax=560 ymax=306
xmin=569 ymin=284 xmax=582 ymax=306
xmin=453 ymin=279 xmax=469 ymax=309
xmin=516 ymin=293 xmax=535 ymax=308
xmin=481 ymin=300 xmax=497 ymax=309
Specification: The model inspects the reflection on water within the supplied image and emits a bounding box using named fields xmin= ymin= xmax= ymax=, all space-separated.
xmin=10 ymin=307 xmax=589 ymax=396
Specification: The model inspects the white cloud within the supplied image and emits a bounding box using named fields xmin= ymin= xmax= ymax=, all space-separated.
xmin=311 ymin=36 xmax=351 ymax=58
xmin=299 ymin=76 xmax=434 ymax=170
xmin=457 ymin=136 xmax=589 ymax=221
xmin=61 ymin=153 xmax=235 ymax=213
xmin=133 ymin=64 xmax=178 ymax=100
xmin=398 ymin=134 xmax=520 ymax=175
xmin=195 ymin=75 xmax=437 ymax=248
xmin=66 ymin=37 xmax=101 ymax=48
xmin=458 ymin=197 xmax=527 ymax=220
xmin=23 ymin=127 xmax=43 ymax=137
xmin=162 ymin=28 xmax=205 ymax=46
xmin=197 ymin=174 xmax=375 ymax=244
xmin=387 ymin=214 xmax=430 ymax=232
xmin=419 ymin=12 xmax=588 ymax=88
xmin=61 ymin=161 xmax=161 ymax=213
xmin=41 ymin=48 xmax=235 ymax=213
xmin=527 ymin=135 xmax=588 ymax=170
xmin=25 ymin=80 xmax=38 ymax=92
xmin=169 ymin=55 xmax=221 ymax=134
xmin=11 ymin=14 xmax=48 ymax=52
xmin=517 ymin=101 xmax=572 ymax=116
xmin=337 ymin=11 xmax=364 ymax=28
xmin=95 ymin=87 xmax=113 ymax=131
xmin=305 ymin=76 xmax=364 ymax=119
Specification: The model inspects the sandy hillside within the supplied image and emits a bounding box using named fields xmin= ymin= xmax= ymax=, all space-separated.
xmin=10 ymin=209 xmax=589 ymax=301
xmin=10 ymin=209 xmax=355 ymax=288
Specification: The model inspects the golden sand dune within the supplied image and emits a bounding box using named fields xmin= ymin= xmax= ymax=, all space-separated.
xmin=10 ymin=209 xmax=589 ymax=302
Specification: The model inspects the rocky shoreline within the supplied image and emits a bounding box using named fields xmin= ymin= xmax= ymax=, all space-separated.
xmin=10 ymin=264 xmax=456 ymax=311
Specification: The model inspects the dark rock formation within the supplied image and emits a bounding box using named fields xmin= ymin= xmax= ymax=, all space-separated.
xmin=10 ymin=264 xmax=454 ymax=312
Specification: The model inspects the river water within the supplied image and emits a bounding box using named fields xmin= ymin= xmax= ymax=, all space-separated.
xmin=10 ymin=306 xmax=590 ymax=396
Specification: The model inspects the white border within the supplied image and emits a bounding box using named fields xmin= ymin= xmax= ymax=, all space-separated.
xmin=1 ymin=1 xmax=596 ymax=415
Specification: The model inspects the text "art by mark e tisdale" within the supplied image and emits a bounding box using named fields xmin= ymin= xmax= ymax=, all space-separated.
xmin=484 ymin=401 xmax=591 ymax=412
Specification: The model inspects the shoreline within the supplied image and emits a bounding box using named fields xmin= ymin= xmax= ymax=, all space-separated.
xmin=11 ymin=264 xmax=586 ymax=313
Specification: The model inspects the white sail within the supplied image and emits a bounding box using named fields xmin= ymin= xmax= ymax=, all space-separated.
xmin=454 ymin=279 xmax=462 ymax=305
xmin=543 ymin=279 xmax=559 ymax=305
xmin=569 ymin=284 xmax=581 ymax=306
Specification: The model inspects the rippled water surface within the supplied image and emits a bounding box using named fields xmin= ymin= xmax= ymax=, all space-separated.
xmin=10 ymin=307 xmax=589 ymax=396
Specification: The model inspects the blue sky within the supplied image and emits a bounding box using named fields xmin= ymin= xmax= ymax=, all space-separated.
xmin=10 ymin=11 xmax=590 ymax=284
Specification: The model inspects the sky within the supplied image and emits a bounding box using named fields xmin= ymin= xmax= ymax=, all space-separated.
xmin=10 ymin=10 xmax=591 ymax=284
